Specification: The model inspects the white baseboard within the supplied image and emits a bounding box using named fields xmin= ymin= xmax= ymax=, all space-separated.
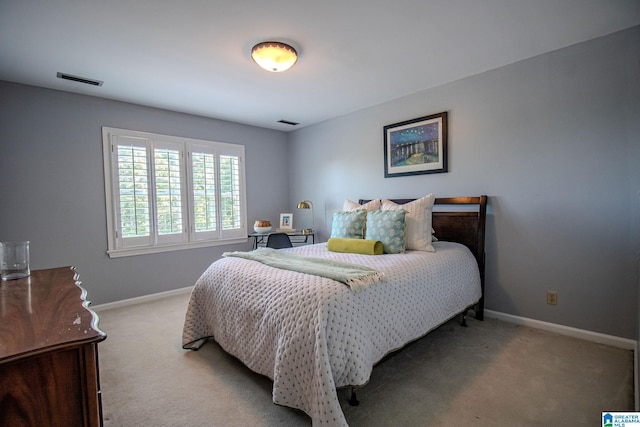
xmin=485 ymin=309 xmax=636 ymax=350
xmin=92 ymin=286 xmax=193 ymax=312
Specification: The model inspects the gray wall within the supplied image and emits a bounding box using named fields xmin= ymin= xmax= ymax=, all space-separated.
xmin=1 ymin=27 xmax=637 ymax=340
xmin=0 ymin=82 xmax=289 ymax=304
xmin=288 ymin=26 xmax=640 ymax=339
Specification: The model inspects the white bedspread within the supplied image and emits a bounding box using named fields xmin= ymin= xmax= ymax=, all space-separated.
xmin=182 ymin=241 xmax=481 ymax=426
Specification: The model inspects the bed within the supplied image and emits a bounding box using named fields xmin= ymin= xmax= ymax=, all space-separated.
xmin=182 ymin=195 xmax=487 ymax=426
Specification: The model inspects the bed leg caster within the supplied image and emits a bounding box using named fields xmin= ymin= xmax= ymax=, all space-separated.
xmin=349 ymin=388 xmax=360 ymax=406
xmin=461 ymin=311 xmax=468 ymax=327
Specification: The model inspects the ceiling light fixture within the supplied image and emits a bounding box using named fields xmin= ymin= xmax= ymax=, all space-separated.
xmin=251 ymin=41 xmax=298 ymax=72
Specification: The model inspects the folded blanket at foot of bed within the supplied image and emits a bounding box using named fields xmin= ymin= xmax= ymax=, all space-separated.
xmin=223 ymin=247 xmax=384 ymax=291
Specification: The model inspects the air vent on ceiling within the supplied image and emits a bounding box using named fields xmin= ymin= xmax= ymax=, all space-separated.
xmin=278 ymin=119 xmax=299 ymax=126
xmin=56 ymin=72 xmax=103 ymax=86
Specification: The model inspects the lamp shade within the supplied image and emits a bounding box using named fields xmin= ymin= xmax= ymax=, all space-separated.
xmin=297 ymin=201 xmax=311 ymax=209
xmin=251 ymin=41 xmax=298 ymax=72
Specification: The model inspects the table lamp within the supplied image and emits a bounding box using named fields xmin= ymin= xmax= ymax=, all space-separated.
xmin=296 ymin=200 xmax=314 ymax=234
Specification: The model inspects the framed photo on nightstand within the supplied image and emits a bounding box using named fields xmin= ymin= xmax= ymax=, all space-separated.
xmin=279 ymin=213 xmax=293 ymax=230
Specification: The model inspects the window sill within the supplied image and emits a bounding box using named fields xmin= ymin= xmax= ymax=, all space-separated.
xmin=106 ymin=237 xmax=248 ymax=258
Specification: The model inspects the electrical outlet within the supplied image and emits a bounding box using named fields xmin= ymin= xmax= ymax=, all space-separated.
xmin=546 ymin=290 xmax=558 ymax=305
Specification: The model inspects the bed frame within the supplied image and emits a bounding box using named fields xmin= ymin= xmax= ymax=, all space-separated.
xmin=359 ymin=195 xmax=487 ymax=320
xmin=348 ymin=196 xmax=488 ymax=406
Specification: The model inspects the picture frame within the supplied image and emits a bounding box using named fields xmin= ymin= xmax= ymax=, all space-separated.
xmin=383 ymin=111 xmax=448 ymax=178
xmin=279 ymin=213 xmax=293 ymax=230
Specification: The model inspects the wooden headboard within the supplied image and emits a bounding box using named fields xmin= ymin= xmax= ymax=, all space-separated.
xmin=359 ymin=195 xmax=487 ymax=319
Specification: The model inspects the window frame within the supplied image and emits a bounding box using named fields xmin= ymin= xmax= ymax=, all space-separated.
xmin=102 ymin=127 xmax=247 ymax=258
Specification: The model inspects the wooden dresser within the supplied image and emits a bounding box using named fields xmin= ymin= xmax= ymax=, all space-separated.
xmin=0 ymin=267 xmax=107 ymax=427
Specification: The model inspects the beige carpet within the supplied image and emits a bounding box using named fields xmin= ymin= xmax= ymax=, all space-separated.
xmin=95 ymin=292 xmax=633 ymax=426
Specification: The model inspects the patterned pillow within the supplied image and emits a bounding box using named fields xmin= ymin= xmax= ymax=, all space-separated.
xmin=365 ymin=210 xmax=407 ymax=254
xmin=330 ymin=210 xmax=367 ymax=239
xmin=343 ymin=198 xmax=381 ymax=212
xmin=381 ymin=194 xmax=435 ymax=252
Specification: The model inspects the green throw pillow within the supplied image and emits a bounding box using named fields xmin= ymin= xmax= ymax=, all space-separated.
xmin=330 ymin=210 xmax=367 ymax=239
xmin=365 ymin=210 xmax=407 ymax=254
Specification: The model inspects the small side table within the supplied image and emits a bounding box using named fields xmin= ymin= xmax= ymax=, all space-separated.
xmin=249 ymin=232 xmax=315 ymax=249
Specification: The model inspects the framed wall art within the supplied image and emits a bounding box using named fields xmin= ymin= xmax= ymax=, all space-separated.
xmin=383 ymin=111 xmax=448 ymax=178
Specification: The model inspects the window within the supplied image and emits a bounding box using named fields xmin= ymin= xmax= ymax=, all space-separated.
xmin=103 ymin=127 xmax=247 ymax=257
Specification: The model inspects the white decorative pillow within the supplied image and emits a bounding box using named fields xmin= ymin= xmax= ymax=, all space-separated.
xmin=381 ymin=194 xmax=435 ymax=252
xmin=343 ymin=198 xmax=381 ymax=212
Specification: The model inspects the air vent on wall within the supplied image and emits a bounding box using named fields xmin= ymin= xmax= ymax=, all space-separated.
xmin=278 ymin=119 xmax=299 ymax=126
xmin=56 ymin=72 xmax=103 ymax=86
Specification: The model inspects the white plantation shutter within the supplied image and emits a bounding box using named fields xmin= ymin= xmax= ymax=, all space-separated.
xmin=103 ymin=127 xmax=247 ymax=257
xmin=218 ymin=147 xmax=244 ymax=238
xmin=189 ymin=145 xmax=218 ymax=241
xmin=113 ymin=136 xmax=153 ymax=248
xmin=153 ymin=141 xmax=187 ymax=244
xmin=191 ymin=151 xmax=217 ymax=232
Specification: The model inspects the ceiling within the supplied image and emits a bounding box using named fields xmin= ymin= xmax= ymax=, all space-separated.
xmin=1 ymin=1 xmax=639 ymax=132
